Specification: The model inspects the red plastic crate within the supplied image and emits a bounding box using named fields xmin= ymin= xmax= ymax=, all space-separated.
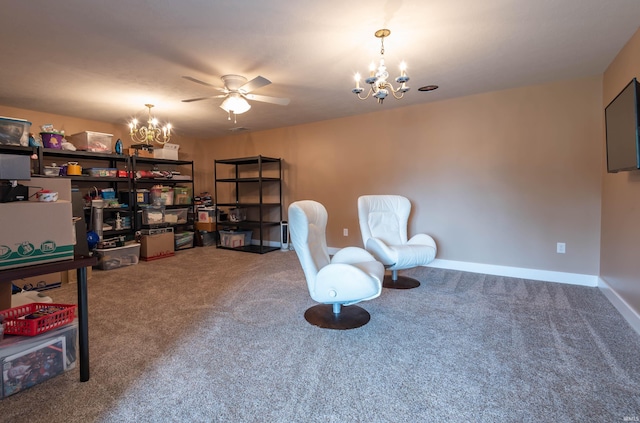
xmin=0 ymin=303 xmax=77 ymax=336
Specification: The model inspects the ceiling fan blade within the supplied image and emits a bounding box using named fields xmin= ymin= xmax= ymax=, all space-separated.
xmin=182 ymin=94 xmax=227 ymax=103
xmin=244 ymin=93 xmax=290 ymax=106
xmin=239 ymin=76 xmax=271 ymax=93
xmin=182 ymin=76 xmax=226 ymax=92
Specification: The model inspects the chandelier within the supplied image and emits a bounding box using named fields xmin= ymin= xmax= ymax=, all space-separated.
xmin=352 ymin=29 xmax=409 ymax=103
xmin=129 ymin=104 xmax=172 ymax=145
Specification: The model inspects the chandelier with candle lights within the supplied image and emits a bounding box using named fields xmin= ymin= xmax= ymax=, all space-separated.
xmin=352 ymin=29 xmax=410 ymax=103
xmin=128 ymin=104 xmax=172 ymax=145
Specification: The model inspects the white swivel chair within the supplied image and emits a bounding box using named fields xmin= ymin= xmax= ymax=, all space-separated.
xmin=288 ymin=200 xmax=384 ymax=329
xmin=358 ymin=195 xmax=437 ymax=289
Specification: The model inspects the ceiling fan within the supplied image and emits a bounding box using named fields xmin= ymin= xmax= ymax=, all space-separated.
xmin=181 ymin=74 xmax=290 ymax=122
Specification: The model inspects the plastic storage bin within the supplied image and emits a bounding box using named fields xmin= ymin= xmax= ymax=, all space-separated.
xmin=86 ymin=168 xmax=117 ymax=177
xmin=0 ymin=117 xmax=31 ymax=146
xmin=219 ymin=230 xmax=252 ymax=247
xmin=164 ymin=207 xmax=188 ymax=224
xmin=141 ymin=205 xmax=165 ymax=225
xmin=197 ymin=206 xmax=216 ymax=223
xmin=173 ymin=186 xmax=191 ymax=205
xmin=67 ymin=131 xmax=113 ymax=152
xmin=149 ymin=185 xmax=174 ymax=205
xmin=94 ymin=243 xmax=140 ymax=270
xmin=200 ymin=230 xmax=217 ymax=246
xmin=174 ymin=231 xmax=194 ymax=250
xmin=43 ymin=165 xmax=61 ymax=176
xmin=100 ymin=188 xmax=116 ymax=199
xmin=229 ymin=208 xmax=247 ymax=222
xmin=0 ymin=320 xmax=78 ymax=398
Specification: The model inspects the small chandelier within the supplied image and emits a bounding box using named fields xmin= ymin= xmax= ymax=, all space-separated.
xmin=129 ymin=104 xmax=172 ymax=145
xmin=352 ymin=29 xmax=409 ymax=103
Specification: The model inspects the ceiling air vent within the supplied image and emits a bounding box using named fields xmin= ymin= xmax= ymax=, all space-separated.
xmin=229 ymin=127 xmax=249 ymax=132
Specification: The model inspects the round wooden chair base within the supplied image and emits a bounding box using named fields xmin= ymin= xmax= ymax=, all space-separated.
xmin=383 ymin=274 xmax=420 ymax=289
xmin=304 ymin=304 xmax=371 ymax=329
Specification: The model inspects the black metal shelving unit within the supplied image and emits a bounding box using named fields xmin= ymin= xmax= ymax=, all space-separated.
xmin=214 ymin=155 xmax=282 ymax=254
xmin=1 ymin=145 xmax=197 ymax=248
xmin=131 ymin=156 xmax=195 ymax=248
xmin=38 ymin=148 xmax=134 ymax=240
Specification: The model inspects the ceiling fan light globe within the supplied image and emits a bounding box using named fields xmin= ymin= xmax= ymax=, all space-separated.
xmin=220 ymin=95 xmax=251 ymax=114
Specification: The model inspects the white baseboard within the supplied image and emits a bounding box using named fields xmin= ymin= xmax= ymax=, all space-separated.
xmin=427 ymin=259 xmax=598 ymax=287
xmin=324 ymin=250 xmax=640 ymax=335
xmin=598 ymin=277 xmax=640 ymax=335
xmin=324 ymin=253 xmax=598 ymax=286
xmin=251 ymin=240 xmax=290 ymax=250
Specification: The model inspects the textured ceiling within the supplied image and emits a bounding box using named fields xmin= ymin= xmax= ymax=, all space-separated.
xmin=0 ymin=0 xmax=639 ymax=140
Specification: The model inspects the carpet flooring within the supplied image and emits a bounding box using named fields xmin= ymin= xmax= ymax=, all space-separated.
xmin=0 ymin=246 xmax=639 ymax=422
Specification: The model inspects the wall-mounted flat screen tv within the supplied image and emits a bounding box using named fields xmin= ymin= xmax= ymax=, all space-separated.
xmin=605 ymin=77 xmax=640 ymax=173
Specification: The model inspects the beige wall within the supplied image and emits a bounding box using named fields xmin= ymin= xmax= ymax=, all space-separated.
xmin=601 ymin=28 xmax=640 ymax=312
xmin=0 ymin=105 xmax=130 ymax=143
xmin=202 ymin=76 xmax=603 ymax=275
xmin=0 ymin=75 xmax=605 ymax=277
xmin=0 ymin=104 xmax=202 ymax=168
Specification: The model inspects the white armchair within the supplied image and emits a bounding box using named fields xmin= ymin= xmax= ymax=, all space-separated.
xmin=358 ymin=195 xmax=437 ymax=289
xmin=288 ymin=200 xmax=384 ymax=329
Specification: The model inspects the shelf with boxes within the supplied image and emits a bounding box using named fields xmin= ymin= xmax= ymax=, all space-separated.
xmin=36 ymin=148 xmax=135 ymax=241
xmin=0 ymin=146 xmax=38 ymax=201
xmin=5 ymin=145 xmax=196 ymax=249
xmin=131 ymin=156 xmax=195 ymax=251
xmin=214 ymin=155 xmax=283 ymax=254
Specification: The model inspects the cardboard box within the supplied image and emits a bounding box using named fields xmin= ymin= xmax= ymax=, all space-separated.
xmin=196 ymin=221 xmax=216 ymax=232
xmin=60 ymin=267 xmax=92 ymax=284
xmin=0 ymin=201 xmax=74 ymax=270
xmin=0 ymin=320 xmax=77 ymax=398
xmin=0 ymin=281 xmax=11 ymax=311
xmin=13 ymin=272 xmax=61 ymax=292
xmin=128 ymin=147 xmax=153 ymax=158
xmin=140 ymin=232 xmax=175 ymax=261
xmin=153 ymin=143 xmax=179 ymax=160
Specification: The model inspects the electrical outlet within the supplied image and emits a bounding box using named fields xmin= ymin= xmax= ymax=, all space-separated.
xmin=557 ymin=242 xmax=566 ymax=254
xmin=343 ymin=228 xmax=348 ymax=236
